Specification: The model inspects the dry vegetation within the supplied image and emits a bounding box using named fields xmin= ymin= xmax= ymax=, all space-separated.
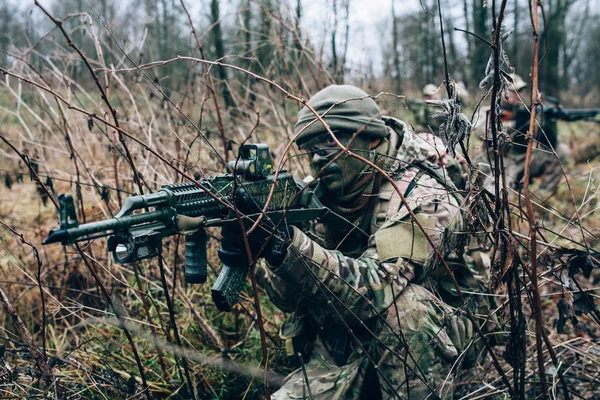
xmin=1 ymin=0 xmax=600 ymax=399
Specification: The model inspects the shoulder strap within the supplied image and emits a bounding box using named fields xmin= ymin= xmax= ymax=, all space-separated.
xmin=403 ymin=169 xmax=427 ymax=200
xmin=412 ymin=160 xmax=464 ymax=206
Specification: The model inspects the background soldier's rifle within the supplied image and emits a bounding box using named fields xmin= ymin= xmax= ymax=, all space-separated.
xmin=500 ymin=99 xmax=599 ymax=149
xmin=542 ymin=106 xmax=600 ymax=122
xmin=43 ymin=144 xmax=346 ymax=312
xmin=502 ymin=95 xmax=600 ymax=125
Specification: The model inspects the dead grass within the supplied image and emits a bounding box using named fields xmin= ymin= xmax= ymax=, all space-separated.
xmin=0 ymin=38 xmax=599 ymax=400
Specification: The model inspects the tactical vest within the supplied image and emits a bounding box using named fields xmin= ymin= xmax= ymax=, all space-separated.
xmin=373 ymin=159 xmax=491 ymax=308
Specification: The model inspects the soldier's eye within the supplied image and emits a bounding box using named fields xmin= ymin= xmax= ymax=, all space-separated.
xmin=324 ymin=136 xmax=337 ymax=146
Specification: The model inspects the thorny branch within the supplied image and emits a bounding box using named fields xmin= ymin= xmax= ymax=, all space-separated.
xmin=0 ymin=286 xmax=54 ymax=385
xmin=69 ymin=52 xmax=499 ymax=396
xmin=4 ymin=52 xmax=514 ymax=397
xmin=33 ymin=1 xmax=145 ymax=206
xmin=80 ymin=2 xmax=231 ymax=173
xmin=0 ymin=132 xmax=59 ymax=210
xmin=524 ymin=1 xmax=549 ymax=397
xmin=178 ymin=0 xmax=230 ymax=162
xmin=74 ymin=243 xmax=151 ymax=397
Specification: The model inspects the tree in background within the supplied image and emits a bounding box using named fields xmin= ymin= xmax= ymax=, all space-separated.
xmin=571 ymin=7 xmax=600 ymax=104
xmin=141 ymin=0 xmax=186 ymax=85
xmin=210 ymin=0 xmax=235 ymax=109
xmin=0 ymin=2 xmax=27 ymax=68
xmin=330 ymin=0 xmax=350 ymax=84
xmin=1 ymin=0 xmax=600 ymax=107
xmin=391 ymin=0 xmax=402 ymax=93
xmin=470 ymin=0 xmax=489 ymax=90
xmin=538 ymin=0 xmax=577 ymax=100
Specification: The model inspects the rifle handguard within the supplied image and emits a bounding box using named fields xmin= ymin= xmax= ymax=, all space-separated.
xmin=184 ymin=229 xmax=208 ymax=284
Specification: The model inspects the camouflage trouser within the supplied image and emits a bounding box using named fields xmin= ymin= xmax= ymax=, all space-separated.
xmin=272 ymin=339 xmax=374 ymax=400
xmin=272 ymin=284 xmax=472 ymax=399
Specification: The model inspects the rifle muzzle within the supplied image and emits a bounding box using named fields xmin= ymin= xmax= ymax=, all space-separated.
xmin=42 ymin=228 xmax=69 ymax=245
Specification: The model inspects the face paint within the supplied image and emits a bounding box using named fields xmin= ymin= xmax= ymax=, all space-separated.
xmin=299 ymin=132 xmax=373 ymax=195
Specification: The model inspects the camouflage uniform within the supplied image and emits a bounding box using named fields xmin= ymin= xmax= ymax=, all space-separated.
xmin=409 ymin=101 xmax=443 ymax=134
xmin=410 ymin=84 xmax=444 ymax=134
xmin=258 ymin=118 xmax=486 ymax=399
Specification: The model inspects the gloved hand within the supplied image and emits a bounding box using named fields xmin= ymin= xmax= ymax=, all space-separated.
xmin=218 ymin=189 xmax=292 ymax=268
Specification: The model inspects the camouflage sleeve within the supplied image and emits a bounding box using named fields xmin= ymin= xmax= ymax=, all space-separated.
xmin=262 ymin=228 xmax=410 ymax=324
xmin=256 ymin=261 xmax=307 ymax=313
xmin=257 ymin=175 xmax=462 ymax=324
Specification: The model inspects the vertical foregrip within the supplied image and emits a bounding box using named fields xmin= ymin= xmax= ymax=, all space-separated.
xmin=211 ymin=264 xmax=249 ymax=312
xmin=184 ymin=229 xmax=208 ymax=284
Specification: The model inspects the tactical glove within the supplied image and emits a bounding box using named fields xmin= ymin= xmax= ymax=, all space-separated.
xmin=218 ymin=188 xmax=292 ymax=268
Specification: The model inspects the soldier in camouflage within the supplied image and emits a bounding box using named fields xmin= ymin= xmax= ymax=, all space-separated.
xmin=219 ymin=85 xmax=489 ymax=399
xmin=410 ymin=84 xmax=443 ymax=133
xmin=473 ymin=74 xmax=567 ymax=193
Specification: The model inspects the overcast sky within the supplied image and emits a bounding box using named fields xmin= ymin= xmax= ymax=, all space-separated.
xmin=302 ymin=0 xmax=414 ymax=75
xmin=16 ymin=0 xmax=586 ymax=76
xmin=16 ymin=0 xmax=422 ymax=73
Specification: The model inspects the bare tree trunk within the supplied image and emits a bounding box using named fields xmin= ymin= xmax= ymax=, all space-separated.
xmin=210 ymin=0 xmax=235 ymax=108
xmin=391 ymin=0 xmax=402 ymax=93
xmin=295 ymin=0 xmax=303 ymax=58
xmin=429 ymin=0 xmax=439 ymax=82
xmin=422 ymin=0 xmax=440 ymax=85
xmin=539 ymin=0 xmax=579 ymax=99
xmin=331 ymin=0 xmax=340 ymax=82
xmin=561 ymin=1 xmax=589 ymax=88
xmin=256 ymin=0 xmax=274 ymax=74
xmin=512 ymin=0 xmax=519 ymax=63
xmin=463 ymin=0 xmax=471 ymax=56
xmin=237 ymin=0 xmax=256 ymax=106
xmin=471 ymin=0 xmax=489 ymax=85
xmin=416 ymin=10 xmax=427 ymax=87
xmin=446 ymin=10 xmax=458 ymax=81
xmin=340 ymin=0 xmax=350 ymax=84
xmin=160 ymin=0 xmax=169 ymax=75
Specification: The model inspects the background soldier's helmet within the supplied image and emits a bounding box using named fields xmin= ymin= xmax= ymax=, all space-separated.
xmin=422 ymin=83 xmax=439 ymax=98
xmin=508 ymin=74 xmax=528 ymax=92
xmin=456 ymin=81 xmax=470 ymax=100
xmin=294 ymin=85 xmax=388 ymax=147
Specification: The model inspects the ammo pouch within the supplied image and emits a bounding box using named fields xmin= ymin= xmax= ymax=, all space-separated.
xmin=280 ymin=312 xmax=316 ymax=361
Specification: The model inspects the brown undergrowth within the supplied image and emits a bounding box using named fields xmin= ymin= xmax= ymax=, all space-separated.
xmin=1 ymin=1 xmax=600 ymax=399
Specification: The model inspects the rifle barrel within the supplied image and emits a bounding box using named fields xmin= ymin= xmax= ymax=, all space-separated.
xmin=43 ymin=209 xmax=171 ymax=245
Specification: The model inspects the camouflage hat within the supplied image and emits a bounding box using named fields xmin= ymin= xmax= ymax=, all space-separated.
xmin=294 ymin=85 xmax=388 ymax=146
xmin=509 ymin=74 xmax=527 ymax=92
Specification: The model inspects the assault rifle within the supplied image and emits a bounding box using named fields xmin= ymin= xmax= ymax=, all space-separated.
xmin=502 ymin=105 xmax=600 ymax=124
xmin=43 ymin=144 xmax=345 ymax=312
xmin=501 ymin=102 xmax=600 ymax=149
xmin=542 ymin=107 xmax=600 ymax=122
